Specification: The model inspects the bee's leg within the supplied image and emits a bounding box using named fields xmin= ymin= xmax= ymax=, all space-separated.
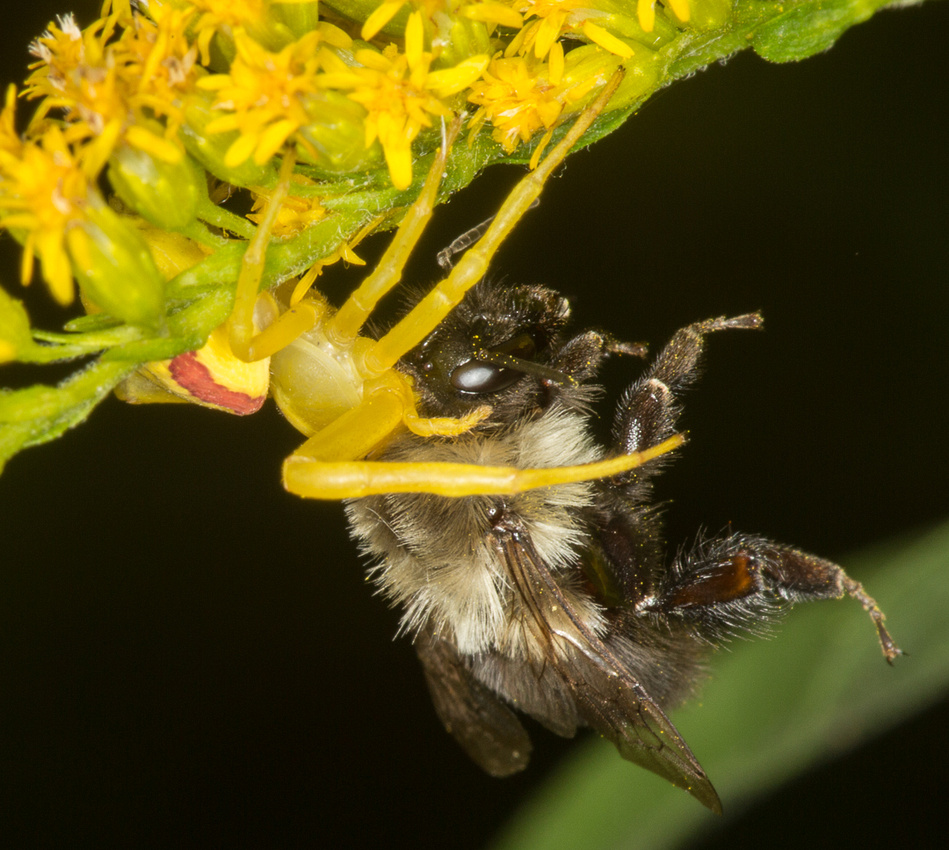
xmin=283 ymin=434 xmax=684 ymax=500
xmin=550 ymin=330 xmax=648 ymax=385
xmin=638 ymin=533 xmax=902 ymax=663
xmin=611 ymin=313 xmax=762 ymax=492
xmin=362 ymin=69 xmax=626 ymax=378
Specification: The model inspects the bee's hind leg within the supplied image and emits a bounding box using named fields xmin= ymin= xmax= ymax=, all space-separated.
xmin=638 ymin=532 xmax=902 ymax=664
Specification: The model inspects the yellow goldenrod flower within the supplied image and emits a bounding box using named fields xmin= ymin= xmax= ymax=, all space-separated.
xmin=507 ymin=0 xmax=587 ymax=59
xmin=25 ymin=7 xmax=195 ymax=173
xmin=199 ymin=29 xmax=326 ymax=167
xmin=320 ymin=11 xmax=488 ymax=189
xmin=248 ymin=176 xmax=327 ymax=238
xmin=26 ymin=14 xmax=88 ymax=94
xmin=0 ymin=123 xmax=91 ymax=305
xmin=26 ymin=14 xmax=125 ymax=151
xmin=467 ymin=53 xmax=599 ymax=155
xmin=107 ymin=4 xmax=199 ymax=138
xmin=0 ymin=88 xmax=165 ymax=322
xmin=359 ymin=0 xmax=525 ymax=40
xmin=187 ymin=0 xmax=276 ymax=62
xmin=504 ymin=0 xmax=652 ymax=59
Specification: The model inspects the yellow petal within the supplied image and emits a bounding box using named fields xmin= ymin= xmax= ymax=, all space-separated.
xmin=361 ymin=1 xmax=405 ymax=41
xmin=637 ymin=0 xmax=656 ymax=33
xmin=548 ymin=40 xmax=564 ymax=86
xmin=255 ymin=119 xmax=298 ymax=164
xmin=316 ymin=23 xmax=354 ymax=50
xmin=196 ymin=74 xmax=231 ymax=91
xmin=354 ymin=48 xmax=392 ymax=72
xmin=534 ymin=15 xmax=563 ymax=60
xmin=224 ymin=133 xmax=258 ymax=168
xmin=666 ymin=0 xmax=692 ymax=23
xmin=582 ymin=22 xmax=634 ymax=59
xmin=528 ymin=128 xmax=553 ymax=171
xmin=385 ymin=144 xmax=412 ymax=190
xmin=405 ymin=11 xmax=424 ymax=69
xmin=42 ymin=232 xmax=76 ymax=305
xmin=204 ymin=114 xmax=242 ymax=134
xmin=427 ymin=55 xmax=491 ymax=98
xmin=462 ymin=3 xmax=524 ymax=30
xmin=125 ymin=126 xmax=183 ymax=164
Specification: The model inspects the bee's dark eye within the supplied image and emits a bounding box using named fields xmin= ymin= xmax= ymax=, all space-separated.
xmin=450 ymin=361 xmax=515 ymax=394
xmin=450 ymin=332 xmax=538 ymax=395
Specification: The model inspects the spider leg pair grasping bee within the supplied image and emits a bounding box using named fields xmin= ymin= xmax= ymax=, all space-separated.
xmin=133 ymin=71 xmax=900 ymax=811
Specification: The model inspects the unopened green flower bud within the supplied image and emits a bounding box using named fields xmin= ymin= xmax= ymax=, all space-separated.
xmin=298 ymin=93 xmax=383 ymax=175
xmin=273 ymin=1 xmax=322 ymax=40
xmin=594 ymin=6 xmax=674 ymax=43
xmin=430 ymin=14 xmax=492 ymax=69
xmin=68 ymin=197 xmax=166 ymax=330
xmin=688 ymin=0 xmax=735 ymax=31
xmin=129 ymin=221 xmax=209 ymax=282
xmin=612 ymin=48 xmax=664 ymax=110
xmin=107 ymin=142 xmax=204 ymax=231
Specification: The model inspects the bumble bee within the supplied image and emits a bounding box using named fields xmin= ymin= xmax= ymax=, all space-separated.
xmin=346 ymin=280 xmax=900 ymax=812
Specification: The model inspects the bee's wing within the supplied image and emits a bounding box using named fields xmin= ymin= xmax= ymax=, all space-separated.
xmin=494 ymin=521 xmax=723 ymax=814
xmin=414 ymin=625 xmax=532 ymax=777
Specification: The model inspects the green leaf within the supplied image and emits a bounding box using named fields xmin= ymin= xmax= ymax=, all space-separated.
xmin=0 ymin=359 xmax=133 ymax=473
xmin=490 ymin=520 xmax=949 ymax=850
xmin=751 ymin=0 xmax=884 ymax=62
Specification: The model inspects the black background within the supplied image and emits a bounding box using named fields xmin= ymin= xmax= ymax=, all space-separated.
xmin=2 ymin=3 xmax=948 ymax=847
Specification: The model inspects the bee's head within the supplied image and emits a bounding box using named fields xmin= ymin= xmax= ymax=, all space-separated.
xmin=399 ymin=281 xmax=576 ymax=424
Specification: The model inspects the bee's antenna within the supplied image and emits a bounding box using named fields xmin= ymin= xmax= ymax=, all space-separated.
xmin=473 ymin=347 xmax=578 ymax=387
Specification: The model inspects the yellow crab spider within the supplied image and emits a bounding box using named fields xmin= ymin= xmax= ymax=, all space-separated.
xmin=215 ymin=68 xmax=682 ymax=500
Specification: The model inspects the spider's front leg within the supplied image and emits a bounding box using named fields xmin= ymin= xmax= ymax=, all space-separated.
xmin=119 ymin=153 xmax=316 ymax=413
xmin=281 ymin=343 xmax=681 ymax=500
xmin=281 ymin=71 xmax=671 ymax=501
xmin=360 ymin=70 xmax=626 ymax=377
xmin=284 ymin=425 xmax=684 ymax=499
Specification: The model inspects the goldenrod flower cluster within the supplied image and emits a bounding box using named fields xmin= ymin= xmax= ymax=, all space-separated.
xmin=1 ymin=0 xmax=908 ymax=469
xmin=0 ymin=0 xmax=724 ymax=316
